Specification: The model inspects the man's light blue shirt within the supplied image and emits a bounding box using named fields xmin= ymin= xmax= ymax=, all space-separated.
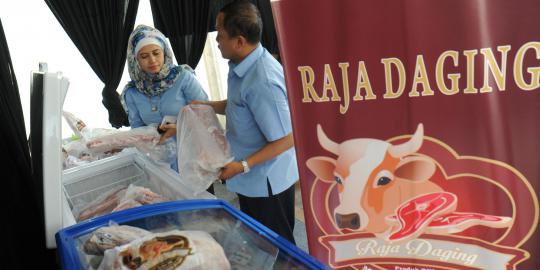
xmin=225 ymin=45 xmax=299 ymax=197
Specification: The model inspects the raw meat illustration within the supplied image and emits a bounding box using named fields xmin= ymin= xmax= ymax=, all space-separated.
xmin=426 ymin=212 xmax=513 ymax=234
xmin=385 ymin=192 xmax=512 ymax=242
xmin=387 ymin=192 xmax=457 ymax=242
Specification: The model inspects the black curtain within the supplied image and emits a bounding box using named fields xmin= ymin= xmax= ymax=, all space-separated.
xmin=150 ymin=0 xmax=211 ymax=68
xmin=208 ymin=0 xmax=279 ymax=55
xmin=0 ymin=19 xmax=57 ymax=268
xmin=208 ymin=0 xmax=235 ymax=32
xmin=252 ymin=0 xmax=279 ymax=55
xmin=44 ymin=0 xmax=139 ymax=128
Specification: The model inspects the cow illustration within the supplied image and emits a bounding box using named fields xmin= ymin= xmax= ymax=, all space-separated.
xmin=306 ymin=123 xmax=511 ymax=240
xmin=307 ymin=123 xmax=439 ymax=234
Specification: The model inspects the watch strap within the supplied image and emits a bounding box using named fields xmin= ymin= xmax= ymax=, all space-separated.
xmin=241 ymin=160 xmax=250 ymax=173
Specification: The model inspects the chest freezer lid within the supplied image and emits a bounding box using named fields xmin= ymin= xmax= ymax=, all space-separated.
xmin=30 ymin=64 xmax=69 ymax=248
xmin=56 ymin=199 xmax=329 ymax=270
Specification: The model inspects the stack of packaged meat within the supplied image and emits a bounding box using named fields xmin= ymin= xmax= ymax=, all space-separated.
xmin=176 ymin=104 xmax=233 ymax=194
xmin=75 ymin=184 xmax=169 ymax=221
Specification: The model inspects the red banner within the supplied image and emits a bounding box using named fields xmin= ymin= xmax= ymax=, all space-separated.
xmin=272 ymin=0 xmax=540 ymax=269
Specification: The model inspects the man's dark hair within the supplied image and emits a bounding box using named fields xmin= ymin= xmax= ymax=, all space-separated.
xmin=219 ymin=1 xmax=263 ymax=44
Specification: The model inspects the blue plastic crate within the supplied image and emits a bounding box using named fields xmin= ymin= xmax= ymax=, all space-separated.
xmin=56 ymin=199 xmax=329 ymax=269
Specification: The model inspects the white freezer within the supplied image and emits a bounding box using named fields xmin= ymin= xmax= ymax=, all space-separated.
xmin=31 ymin=65 xmax=214 ymax=249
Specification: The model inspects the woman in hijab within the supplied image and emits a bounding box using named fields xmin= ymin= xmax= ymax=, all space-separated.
xmin=122 ymin=25 xmax=208 ymax=171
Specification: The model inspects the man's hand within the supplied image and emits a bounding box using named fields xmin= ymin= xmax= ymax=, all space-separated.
xmin=158 ymin=123 xmax=176 ymax=144
xmin=219 ymin=161 xmax=244 ymax=181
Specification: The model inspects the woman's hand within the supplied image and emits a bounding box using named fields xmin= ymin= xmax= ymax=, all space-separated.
xmin=158 ymin=123 xmax=176 ymax=144
xmin=219 ymin=161 xmax=244 ymax=181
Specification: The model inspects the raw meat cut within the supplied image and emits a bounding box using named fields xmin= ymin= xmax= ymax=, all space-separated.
xmin=77 ymin=186 xmax=128 ymax=221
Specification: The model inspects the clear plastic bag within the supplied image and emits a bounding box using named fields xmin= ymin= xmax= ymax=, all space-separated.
xmin=74 ymin=184 xmax=171 ymax=222
xmin=177 ymin=104 xmax=233 ymax=194
xmin=83 ymin=221 xmax=151 ymax=255
xmin=62 ymin=139 xmax=98 ymax=169
xmin=63 ymin=139 xmax=92 ymax=158
xmin=137 ymin=135 xmax=177 ymax=166
xmin=84 ymin=125 xmax=160 ymax=154
xmin=63 ymin=110 xmax=164 ymax=159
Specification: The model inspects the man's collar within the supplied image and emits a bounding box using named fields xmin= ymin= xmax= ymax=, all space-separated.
xmin=230 ymin=44 xmax=263 ymax=78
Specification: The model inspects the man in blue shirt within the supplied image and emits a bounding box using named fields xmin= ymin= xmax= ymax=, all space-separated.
xmin=197 ymin=1 xmax=298 ymax=244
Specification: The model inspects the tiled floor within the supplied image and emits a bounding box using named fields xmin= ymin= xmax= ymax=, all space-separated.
xmin=213 ymin=181 xmax=309 ymax=252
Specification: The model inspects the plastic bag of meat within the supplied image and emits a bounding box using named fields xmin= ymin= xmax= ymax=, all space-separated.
xmin=74 ymin=186 xmax=128 ymax=222
xmin=63 ymin=139 xmax=93 ymax=160
xmin=83 ymin=223 xmax=151 ymax=255
xmin=122 ymin=184 xmax=169 ymax=204
xmin=177 ymin=104 xmax=233 ymax=195
xmin=98 ymin=230 xmax=231 ymax=270
xmin=84 ymin=125 xmax=160 ymax=154
xmin=112 ymin=199 xmax=143 ymax=213
xmin=63 ymin=110 xmax=163 ymax=158
xmin=63 ymin=110 xmax=119 ymax=142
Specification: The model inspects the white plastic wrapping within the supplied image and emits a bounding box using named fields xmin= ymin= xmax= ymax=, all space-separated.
xmin=62 ymin=140 xmax=122 ymax=169
xmin=177 ymin=104 xmax=233 ymax=194
xmin=98 ymin=230 xmax=231 ymax=270
xmin=84 ymin=126 xmax=160 ymax=154
xmin=63 ymin=110 xmax=172 ymax=164
xmin=83 ymin=222 xmax=151 ymax=255
xmin=63 ymin=110 xmax=87 ymax=138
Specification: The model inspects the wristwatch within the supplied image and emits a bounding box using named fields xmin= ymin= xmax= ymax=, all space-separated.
xmin=241 ymin=160 xmax=250 ymax=173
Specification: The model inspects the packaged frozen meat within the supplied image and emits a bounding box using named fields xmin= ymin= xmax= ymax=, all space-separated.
xmin=63 ymin=110 xmax=163 ymax=158
xmin=98 ymin=230 xmax=230 ymax=270
xmin=75 ymin=186 xmax=128 ymax=221
xmin=74 ymin=184 xmax=170 ymax=221
xmin=84 ymin=126 xmax=160 ymax=154
xmin=83 ymin=224 xmax=151 ymax=255
xmin=177 ymin=104 xmax=233 ymax=194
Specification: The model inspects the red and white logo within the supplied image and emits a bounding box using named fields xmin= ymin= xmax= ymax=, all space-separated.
xmin=306 ymin=123 xmax=536 ymax=270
